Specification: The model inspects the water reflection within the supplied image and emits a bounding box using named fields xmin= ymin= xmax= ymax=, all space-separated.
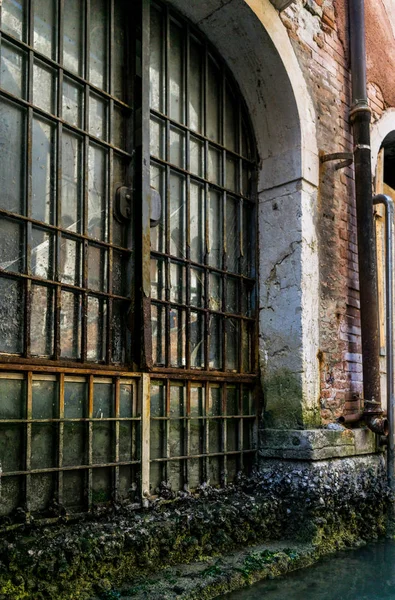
xmin=223 ymin=541 xmax=395 ymax=600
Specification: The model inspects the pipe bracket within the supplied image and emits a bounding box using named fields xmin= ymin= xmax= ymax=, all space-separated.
xmin=320 ymin=152 xmax=353 ymax=170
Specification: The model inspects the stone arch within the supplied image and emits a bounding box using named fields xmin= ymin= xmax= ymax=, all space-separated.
xmin=167 ymin=0 xmax=321 ymax=428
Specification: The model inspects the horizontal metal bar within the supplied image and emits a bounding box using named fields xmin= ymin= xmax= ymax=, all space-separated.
xmin=150 ymin=108 xmax=255 ymax=166
xmin=149 ymin=369 xmax=257 ymax=381
xmin=0 ymin=208 xmax=133 ymax=253
xmin=150 ymin=415 xmax=257 ymax=420
xmin=0 ymin=361 xmax=141 ymax=375
xmin=0 ymin=417 xmax=141 ymax=423
xmin=150 ymin=449 xmax=256 ymax=462
xmin=0 ymin=30 xmax=133 ymax=110
xmin=151 ymin=298 xmax=255 ymax=321
xmin=1 ymin=461 xmax=141 ymax=477
xmin=150 ymin=251 xmax=256 ymax=282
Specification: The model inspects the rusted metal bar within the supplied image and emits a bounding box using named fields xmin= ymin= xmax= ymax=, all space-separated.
xmin=114 ymin=377 xmax=120 ymax=501
xmin=140 ymin=373 xmax=151 ymax=500
xmin=58 ymin=372 xmax=65 ymax=506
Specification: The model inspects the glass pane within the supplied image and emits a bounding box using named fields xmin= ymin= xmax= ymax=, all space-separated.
xmin=190 ymin=311 xmax=204 ymax=368
xmin=31 ymin=424 xmax=55 ymax=468
xmin=61 ymin=131 xmax=82 ymax=232
xmin=150 ymin=420 xmax=165 ymax=459
xmin=169 ymin=261 xmax=185 ymax=304
xmin=63 ymin=0 xmax=83 ymax=75
xmin=88 ymin=144 xmax=108 ymax=241
xmin=242 ymin=164 xmax=251 ymax=197
xmin=208 ymin=456 xmax=221 ymax=485
xmin=63 ymin=470 xmax=85 ymax=508
xmin=0 ymin=476 xmax=23 ymax=515
xmin=227 ymin=386 xmax=238 ymax=415
xmin=111 ymin=299 xmax=125 ymax=364
xmin=208 ymin=146 xmax=221 ymax=186
xmin=225 ymin=85 xmax=237 ymax=152
xmin=190 ymin=268 xmax=204 ymax=308
xmin=243 ymin=418 xmax=255 ymax=450
xmin=150 ymin=6 xmax=164 ymax=112
xmin=32 ymin=117 xmax=55 ymax=224
xmin=33 ymin=0 xmax=57 ymax=60
xmin=209 ymin=272 xmax=222 ymax=311
xmin=1 ymin=0 xmax=27 ymax=41
xmin=150 ymin=258 xmax=165 ymax=300
xmin=88 ymin=245 xmax=108 ymax=291
xmin=0 ymin=217 xmax=24 ymax=273
xmin=30 ymin=473 xmax=55 ymax=511
xmin=113 ymin=105 xmax=127 ymax=150
xmin=207 ymin=57 xmax=220 ymax=142
xmin=226 ymin=276 xmax=239 ymax=314
xmin=113 ymin=155 xmax=126 ymax=247
xmin=0 ymin=278 xmax=24 ymax=353
xmin=31 ymin=227 xmax=54 ymax=279
xmin=0 ymin=377 xmax=25 ymax=419
xmin=242 ymin=386 xmax=255 ymax=416
xmin=151 ymin=382 xmax=164 ymax=417
xmin=0 ymin=40 xmax=26 ymax=98
xmin=112 ymin=250 xmax=125 ymax=296
xmin=63 ymin=423 xmax=86 ymax=465
xmin=0 ymin=100 xmax=25 ymax=214
xmin=169 ymin=20 xmax=183 ymax=123
xmin=170 ymin=384 xmax=184 ymax=417
xmin=169 ymin=172 xmax=186 ymax=258
xmin=190 ymin=182 xmax=204 ymax=264
xmin=32 ymin=378 xmax=57 ymax=419
xmin=60 ymin=291 xmax=81 ymax=359
xmin=226 ymin=196 xmax=238 ymax=272
xmin=0 ymin=423 xmax=24 ymax=470
xmin=241 ymin=201 xmax=253 ymax=275
xmin=225 ymin=318 xmax=238 ymax=371
xmin=169 ymin=125 xmax=185 ymax=168
xmin=89 ymin=0 xmax=107 ymax=90
xmin=113 ymin=1 xmax=125 ymax=100
xmin=120 ymin=382 xmax=135 ymax=418
xmin=60 ymin=236 xmax=81 ymax=285
xmin=87 ymin=296 xmax=107 ymax=361
xmin=31 ymin=284 xmax=54 ymax=356
xmin=227 ymin=420 xmax=239 ymax=452
xmin=89 ymin=93 xmax=107 ymax=140
xmin=150 ymin=116 xmax=165 ymax=159
xmin=169 ymin=420 xmax=184 ymax=457
xmin=170 ymin=308 xmax=186 ymax=367
xmin=189 ymin=136 xmax=203 ymax=177
xmin=208 ymin=189 xmax=222 ymax=268
xmin=33 ymin=60 xmax=56 ymax=114
xmin=209 ymin=314 xmax=222 ymax=369
xmin=62 ymin=76 xmax=83 ymax=128
xmin=226 ymin=156 xmax=237 ymax=192
xmin=209 ymin=420 xmax=222 ymax=453
xmin=119 ymin=421 xmax=135 ymax=462
xmin=209 ymin=386 xmax=221 ymax=416
xmin=190 ymin=385 xmax=204 ymax=417
xmin=152 ymin=303 xmax=165 ymax=366
xmin=242 ymin=321 xmax=252 ymax=372
xmin=64 ymin=379 xmax=87 ymax=419
xmin=189 ymin=38 xmax=202 ymax=133
xmin=150 ymin=163 xmax=165 ymax=253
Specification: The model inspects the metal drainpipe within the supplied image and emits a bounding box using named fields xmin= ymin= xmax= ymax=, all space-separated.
xmin=373 ymin=195 xmax=394 ymax=490
xmin=348 ymin=0 xmax=387 ymax=434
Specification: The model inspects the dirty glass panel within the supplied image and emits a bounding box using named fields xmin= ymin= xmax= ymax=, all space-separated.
xmin=227 ymin=455 xmax=238 ymax=483
xmin=31 ymin=424 xmax=55 ymax=468
xmin=188 ymin=458 xmax=202 ymax=490
xmin=119 ymin=466 xmax=136 ymax=501
xmin=62 ymin=76 xmax=83 ymax=128
xmin=0 ymin=40 xmax=27 ymax=98
xmin=225 ymin=85 xmax=237 ymax=153
xmin=189 ymin=136 xmax=203 ymax=177
xmin=31 ymin=284 xmax=55 ymax=356
xmin=209 ymin=272 xmax=222 ymax=312
xmin=209 ymin=386 xmax=221 ymax=416
xmin=190 ymin=385 xmax=204 ymax=417
xmin=30 ymin=473 xmax=55 ymax=512
xmin=112 ymin=250 xmax=125 ymax=296
xmin=188 ymin=38 xmax=202 ymax=133
xmin=32 ymin=117 xmax=55 ymax=224
xmin=0 ymin=477 xmax=23 ymax=516
xmin=64 ymin=379 xmax=87 ymax=418
xmin=61 ymin=131 xmax=82 ymax=232
xmin=92 ymin=468 xmax=112 ymax=502
xmin=60 ymin=291 xmax=82 ymax=359
xmin=169 ymin=19 xmax=183 ymax=123
xmin=150 ymin=258 xmax=165 ymax=300
xmin=227 ymin=420 xmax=239 ymax=452
xmin=209 ymin=419 xmax=222 ymax=454
xmin=0 ymin=277 xmax=24 ymax=354
xmin=88 ymin=245 xmax=108 ymax=291
xmin=89 ymin=93 xmax=107 ymax=140
xmin=241 ymin=201 xmax=253 ymax=275
xmin=170 ymin=308 xmax=186 ymax=367
xmin=93 ymin=421 xmax=112 ymax=463
xmin=207 ymin=57 xmax=220 ymax=142
xmin=190 ymin=311 xmax=204 ymax=368
xmin=242 ymin=386 xmax=255 ymax=416
xmin=226 ymin=276 xmax=239 ymax=314
xmin=1 ymin=0 xmax=27 ymax=41
xmin=150 ymin=6 xmax=163 ymax=112
xmin=227 ymin=386 xmax=238 ymax=415
xmin=63 ymin=470 xmax=85 ymax=509
xmin=63 ymin=422 xmax=86 ymax=466
xmin=119 ymin=421 xmax=137 ymax=462
xmin=89 ymin=0 xmax=107 ymax=90
xmin=190 ymin=268 xmax=204 ymax=308
xmin=113 ymin=1 xmax=125 ymax=101
xmin=208 ymin=189 xmax=222 ymax=269
xmin=0 ymin=217 xmax=24 ymax=273
xmin=226 ymin=156 xmax=237 ymax=193
xmin=170 ymin=261 xmax=185 ymax=304
xmin=208 ymin=146 xmax=222 ymax=186
xmin=93 ymin=380 xmax=113 ymax=417
xmin=151 ymin=382 xmax=165 ymax=418
xmin=0 ymin=377 xmax=25 ymax=419
xmin=150 ymin=461 xmax=165 ymax=494
xmin=169 ymin=460 xmax=183 ymax=492
xmin=113 ymin=106 xmax=127 ymax=150
xmin=60 ymin=236 xmax=82 ymax=285
xmin=209 ymin=314 xmax=222 ymax=370
xmin=88 ymin=143 xmax=108 ymax=241
xmin=225 ymin=318 xmax=239 ymax=371
xmin=111 ymin=299 xmax=126 ymax=364
xmin=33 ymin=60 xmax=56 ymax=114
xmin=169 ymin=125 xmax=185 ymax=168
xmin=0 ymin=100 xmax=25 ymax=214
xmin=169 ymin=172 xmax=186 ymax=258
xmin=241 ymin=321 xmax=252 ymax=372
xmin=120 ymin=382 xmax=135 ymax=418
xmin=112 ymin=154 xmax=126 ymax=247
xmin=32 ymin=378 xmax=57 ymax=419
xmin=190 ymin=419 xmax=204 ymax=456
xmin=33 ymin=0 xmax=56 ymax=59
xmin=170 ymin=384 xmax=184 ymax=417
xmin=150 ymin=115 xmax=165 ymax=159
xmin=152 ymin=303 xmax=165 ymax=366
xmin=150 ymin=163 xmax=165 ymax=253
xmin=63 ymin=0 xmax=83 ymax=76
xmin=243 ymin=418 xmax=255 ymax=450
xmin=169 ymin=420 xmax=183 ymax=457
xmin=190 ymin=182 xmax=204 ymax=264
xmin=0 ymin=423 xmax=24 ymax=471
xmin=31 ymin=227 xmax=54 ymax=280
xmin=226 ymin=196 xmax=239 ymax=273
xmin=87 ymin=296 xmax=107 ymax=362
xmin=150 ymin=420 xmax=166 ymax=459
xmin=242 ymin=164 xmax=251 ymax=197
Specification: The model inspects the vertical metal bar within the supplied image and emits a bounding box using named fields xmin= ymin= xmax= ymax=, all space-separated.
xmin=165 ymin=378 xmax=170 ymax=482
xmin=140 ymin=373 xmax=151 ymax=502
xmin=106 ymin=0 xmax=115 ymax=365
xmin=88 ymin=374 xmax=94 ymax=508
xmin=25 ymin=371 xmax=33 ymax=515
xmin=239 ymin=383 xmax=244 ymax=471
xmin=58 ymin=372 xmax=65 ymax=506
xmin=185 ymin=380 xmax=191 ymax=490
xmin=222 ymin=383 xmax=227 ymax=487
xmin=204 ymin=380 xmax=209 ymax=483
xmin=114 ymin=376 xmax=120 ymax=501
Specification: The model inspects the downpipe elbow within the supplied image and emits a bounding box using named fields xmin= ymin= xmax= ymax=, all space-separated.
xmin=364 ymin=414 xmax=389 ymax=436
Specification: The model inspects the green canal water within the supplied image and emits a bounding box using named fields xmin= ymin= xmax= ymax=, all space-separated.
xmin=221 ymin=540 xmax=395 ymax=599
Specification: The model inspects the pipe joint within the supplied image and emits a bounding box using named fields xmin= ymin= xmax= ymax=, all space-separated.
xmin=364 ymin=399 xmax=389 ymax=435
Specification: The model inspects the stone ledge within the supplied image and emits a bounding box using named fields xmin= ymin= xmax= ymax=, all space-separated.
xmin=259 ymin=428 xmax=378 ymax=460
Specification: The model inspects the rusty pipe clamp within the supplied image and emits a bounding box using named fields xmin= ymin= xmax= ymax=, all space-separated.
xmin=363 ymin=399 xmax=389 ymax=436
